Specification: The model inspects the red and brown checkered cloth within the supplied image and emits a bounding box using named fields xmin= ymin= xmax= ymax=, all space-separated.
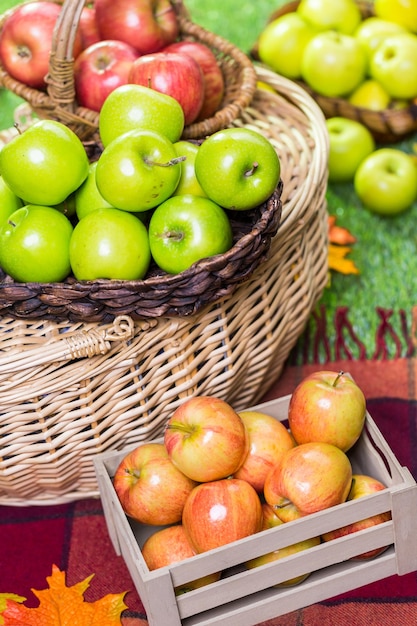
xmin=1 ymin=357 xmax=417 ymax=625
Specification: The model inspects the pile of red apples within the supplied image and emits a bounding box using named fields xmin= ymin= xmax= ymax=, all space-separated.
xmin=0 ymin=0 xmax=225 ymax=123
xmin=113 ymin=370 xmax=391 ymax=593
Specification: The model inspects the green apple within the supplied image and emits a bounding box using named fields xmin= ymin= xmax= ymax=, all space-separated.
xmin=0 ymin=204 xmax=73 ymax=283
xmin=69 ymin=207 xmax=151 ymax=280
xmin=374 ymin=0 xmax=417 ymax=33
xmin=0 ymin=120 xmax=89 ymax=206
xmin=257 ymin=13 xmax=316 ymax=79
xmin=301 ymin=31 xmax=367 ymax=97
xmin=326 ymin=117 xmax=375 ymax=183
xmin=354 ymin=148 xmax=417 ymax=216
xmin=194 ymin=127 xmax=280 ymax=211
xmin=369 ymin=33 xmax=417 ymax=100
xmin=95 ymin=129 xmax=182 ymax=213
xmin=354 ymin=17 xmax=407 ymax=63
xmin=75 ymin=161 xmax=115 ymax=220
xmin=0 ymin=175 xmax=23 ymax=227
xmin=348 ymin=79 xmax=391 ymax=111
xmin=297 ymin=0 xmax=362 ymax=34
xmin=148 ymin=194 xmax=233 ymax=274
xmin=98 ymin=83 xmax=185 ymax=148
xmin=172 ymin=141 xmax=207 ymax=197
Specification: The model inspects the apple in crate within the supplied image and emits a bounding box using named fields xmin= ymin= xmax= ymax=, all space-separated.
xmin=162 ymin=41 xmax=225 ymax=120
xmin=113 ymin=442 xmax=197 ymax=525
xmin=182 ymin=478 xmax=263 ymax=553
xmin=264 ymin=442 xmax=353 ymax=523
xmin=322 ymin=474 xmax=392 ymax=559
xmin=288 ymin=370 xmax=366 ymax=452
xmin=94 ymin=0 xmax=179 ymax=55
xmin=128 ymin=51 xmax=205 ymax=125
xmin=141 ymin=525 xmax=222 ymax=594
xmin=164 ymin=396 xmax=249 ymax=482
xmin=98 ymin=84 xmax=185 ymax=147
xmin=234 ymin=411 xmax=296 ymax=493
xmin=74 ymin=40 xmax=139 ymax=112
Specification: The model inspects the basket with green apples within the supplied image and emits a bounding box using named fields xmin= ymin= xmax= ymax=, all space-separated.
xmin=251 ymin=0 xmax=417 ymax=143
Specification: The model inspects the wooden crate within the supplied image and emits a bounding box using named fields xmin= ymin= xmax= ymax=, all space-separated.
xmin=93 ymin=394 xmax=417 ymax=626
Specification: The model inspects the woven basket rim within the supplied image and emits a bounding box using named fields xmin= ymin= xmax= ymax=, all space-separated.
xmin=0 ymin=0 xmax=258 ymax=141
xmin=250 ymin=0 xmax=417 ymax=142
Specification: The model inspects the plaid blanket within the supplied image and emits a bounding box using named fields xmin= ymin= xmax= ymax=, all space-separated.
xmin=1 ymin=356 xmax=417 ymax=625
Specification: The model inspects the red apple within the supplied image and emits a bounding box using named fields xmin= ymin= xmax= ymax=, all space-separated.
xmin=141 ymin=525 xmax=222 ymax=594
xmin=164 ymin=396 xmax=249 ymax=483
xmin=74 ymin=40 xmax=139 ymax=112
xmin=233 ymin=410 xmax=296 ymax=493
xmin=94 ymin=0 xmax=179 ymax=55
xmin=162 ymin=41 xmax=225 ymax=120
xmin=182 ymin=478 xmax=263 ymax=553
xmin=264 ymin=442 xmax=353 ymax=522
xmin=321 ymin=474 xmax=392 ymax=559
xmin=288 ymin=370 xmax=366 ymax=452
xmin=128 ymin=51 xmax=205 ymax=125
xmin=113 ymin=442 xmax=197 ymax=525
xmin=78 ymin=6 xmax=101 ymax=50
xmin=0 ymin=2 xmax=83 ymax=90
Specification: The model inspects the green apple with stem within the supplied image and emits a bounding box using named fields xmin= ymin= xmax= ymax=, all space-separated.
xmin=148 ymin=194 xmax=233 ymax=274
xmin=354 ymin=148 xmax=417 ymax=216
xmin=69 ymin=207 xmax=151 ymax=280
xmin=301 ymin=31 xmax=367 ymax=97
xmin=0 ymin=120 xmax=89 ymax=206
xmin=194 ymin=127 xmax=280 ymax=211
xmin=95 ymin=129 xmax=182 ymax=213
xmin=98 ymin=83 xmax=185 ymax=148
xmin=0 ymin=204 xmax=73 ymax=283
xmin=326 ymin=117 xmax=375 ymax=183
xmin=369 ymin=33 xmax=417 ymax=100
xmin=0 ymin=175 xmax=23 ymax=227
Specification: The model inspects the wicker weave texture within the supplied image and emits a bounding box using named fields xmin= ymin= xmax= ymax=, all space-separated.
xmin=252 ymin=0 xmax=417 ymax=143
xmin=0 ymin=67 xmax=329 ymax=505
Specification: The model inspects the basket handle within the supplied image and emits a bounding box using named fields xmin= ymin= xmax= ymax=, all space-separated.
xmin=0 ymin=315 xmax=136 ymax=373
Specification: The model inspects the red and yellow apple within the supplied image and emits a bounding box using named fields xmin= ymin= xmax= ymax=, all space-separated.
xmin=233 ymin=410 xmax=296 ymax=493
xmin=164 ymin=396 xmax=249 ymax=483
xmin=113 ymin=442 xmax=197 ymax=525
xmin=264 ymin=442 xmax=353 ymax=522
xmin=288 ymin=370 xmax=366 ymax=452
xmin=321 ymin=474 xmax=392 ymax=559
xmin=182 ymin=478 xmax=263 ymax=553
xmin=141 ymin=525 xmax=221 ymax=594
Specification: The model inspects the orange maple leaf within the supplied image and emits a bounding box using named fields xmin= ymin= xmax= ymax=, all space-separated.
xmin=1 ymin=565 xmax=127 ymax=626
xmin=327 ymin=215 xmax=359 ymax=276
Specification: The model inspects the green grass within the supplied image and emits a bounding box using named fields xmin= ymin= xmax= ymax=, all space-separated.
xmin=1 ymin=0 xmax=416 ymax=360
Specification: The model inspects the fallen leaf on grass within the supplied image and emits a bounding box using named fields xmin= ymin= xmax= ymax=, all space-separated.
xmin=328 ymin=216 xmax=359 ymax=276
xmin=0 ymin=565 xmax=127 ymax=626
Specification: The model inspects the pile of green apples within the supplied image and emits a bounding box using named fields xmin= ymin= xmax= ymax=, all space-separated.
xmin=0 ymin=84 xmax=281 ymax=284
xmin=257 ymin=0 xmax=417 ymax=108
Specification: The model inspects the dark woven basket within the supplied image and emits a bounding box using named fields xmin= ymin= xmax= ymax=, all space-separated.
xmin=0 ymin=0 xmax=257 ymax=141
xmin=251 ymin=0 xmax=417 ymax=143
xmin=0 ymin=182 xmax=282 ymax=323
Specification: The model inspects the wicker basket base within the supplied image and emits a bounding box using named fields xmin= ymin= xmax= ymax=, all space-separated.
xmin=0 ymin=66 xmax=329 ymax=505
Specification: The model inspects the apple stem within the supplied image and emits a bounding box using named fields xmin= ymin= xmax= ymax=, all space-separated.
xmin=245 ymin=162 xmax=259 ymax=178
xmin=332 ymin=371 xmax=345 ymax=387
xmin=125 ymin=468 xmax=141 ymax=479
xmin=166 ymin=422 xmax=195 ymax=435
xmin=143 ymin=156 xmax=186 ymax=168
xmin=274 ymin=499 xmax=292 ymax=510
xmin=13 ymin=123 xmax=22 ymax=136
xmin=8 ymin=220 xmax=16 ymax=228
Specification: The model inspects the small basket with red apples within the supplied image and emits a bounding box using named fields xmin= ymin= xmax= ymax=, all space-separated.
xmin=0 ymin=0 xmax=258 ymax=142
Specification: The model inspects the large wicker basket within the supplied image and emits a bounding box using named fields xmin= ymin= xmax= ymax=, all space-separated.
xmin=0 ymin=66 xmax=329 ymax=505
xmin=251 ymin=0 xmax=417 ymax=143
xmin=0 ymin=0 xmax=257 ymax=141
